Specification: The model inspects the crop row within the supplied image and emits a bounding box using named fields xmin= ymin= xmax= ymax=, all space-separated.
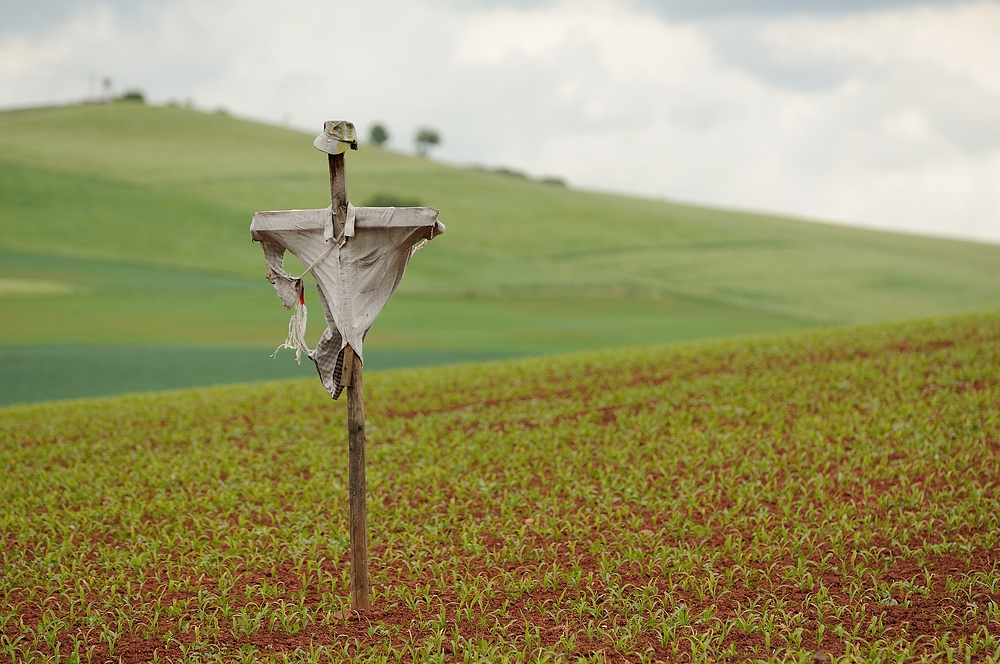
xmin=2 ymin=313 xmax=999 ymax=661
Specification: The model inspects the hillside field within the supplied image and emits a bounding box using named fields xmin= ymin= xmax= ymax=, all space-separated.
xmin=2 ymin=313 xmax=998 ymax=662
xmin=3 ymin=102 xmax=1000 ymax=404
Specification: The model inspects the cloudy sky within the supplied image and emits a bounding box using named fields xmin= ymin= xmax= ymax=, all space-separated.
xmin=2 ymin=0 xmax=999 ymax=242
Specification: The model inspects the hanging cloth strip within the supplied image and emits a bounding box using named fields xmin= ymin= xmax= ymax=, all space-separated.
xmin=263 ymin=203 xmax=360 ymax=363
xmin=251 ymin=203 xmax=444 ymax=399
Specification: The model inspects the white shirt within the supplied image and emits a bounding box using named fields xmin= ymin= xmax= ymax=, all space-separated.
xmin=251 ymin=204 xmax=445 ymax=398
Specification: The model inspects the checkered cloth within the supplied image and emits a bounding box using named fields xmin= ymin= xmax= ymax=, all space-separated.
xmin=251 ymin=204 xmax=444 ymax=398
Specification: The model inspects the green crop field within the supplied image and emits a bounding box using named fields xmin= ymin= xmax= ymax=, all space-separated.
xmin=2 ymin=313 xmax=998 ymax=662
xmin=3 ymin=101 xmax=1000 ymax=404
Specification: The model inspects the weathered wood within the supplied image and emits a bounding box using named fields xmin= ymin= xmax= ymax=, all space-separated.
xmin=346 ymin=351 xmax=369 ymax=610
xmin=328 ymin=147 xmax=367 ymax=610
xmin=328 ymin=153 xmax=347 ymax=238
xmin=340 ymin=345 xmax=354 ymax=387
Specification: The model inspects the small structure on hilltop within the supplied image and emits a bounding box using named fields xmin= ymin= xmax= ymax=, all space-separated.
xmin=250 ymin=120 xmax=445 ymax=611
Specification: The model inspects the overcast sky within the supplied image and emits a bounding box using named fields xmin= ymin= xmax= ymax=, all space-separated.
xmin=2 ymin=0 xmax=999 ymax=243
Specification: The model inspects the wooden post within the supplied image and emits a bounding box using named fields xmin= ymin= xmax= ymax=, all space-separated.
xmin=329 ymin=153 xmax=347 ymax=237
xmin=346 ymin=350 xmax=369 ymax=610
xmin=328 ymin=151 xmax=369 ymax=611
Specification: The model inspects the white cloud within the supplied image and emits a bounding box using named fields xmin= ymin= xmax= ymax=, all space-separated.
xmin=756 ymin=3 xmax=1000 ymax=93
xmin=0 ymin=0 xmax=998 ymax=243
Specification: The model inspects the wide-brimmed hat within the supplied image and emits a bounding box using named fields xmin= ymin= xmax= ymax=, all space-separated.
xmin=314 ymin=120 xmax=358 ymax=155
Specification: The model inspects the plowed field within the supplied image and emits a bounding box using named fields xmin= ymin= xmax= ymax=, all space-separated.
xmin=2 ymin=314 xmax=999 ymax=662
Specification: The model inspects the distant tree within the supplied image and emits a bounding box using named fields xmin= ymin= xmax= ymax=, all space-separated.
xmin=365 ymin=192 xmax=422 ymax=207
xmin=494 ymin=167 xmax=528 ymax=180
xmin=120 ymin=89 xmax=145 ymax=103
xmin=414 ymin=127 xmax=441 ymax=157
xmin=369 ymin=123 xmax=389 ymax=147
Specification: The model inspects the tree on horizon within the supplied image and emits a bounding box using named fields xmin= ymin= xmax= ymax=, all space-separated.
xmin=415 ymin=127 xmax=441 ymax=157
xmin=369 ymin=123 xmax=389 ymax=147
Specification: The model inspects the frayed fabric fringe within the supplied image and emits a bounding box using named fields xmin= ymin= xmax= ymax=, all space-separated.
xmin=271 ymin=300 xmax=311 ymax=364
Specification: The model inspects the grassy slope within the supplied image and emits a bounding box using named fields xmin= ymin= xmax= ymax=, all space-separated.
xmin=2 ymin=313 xmax=997 ymax=661
xmin=2 ymin=102 xmax=1000 ymax=403
xmin=4 ymin=103 xmax=1000 ymax=321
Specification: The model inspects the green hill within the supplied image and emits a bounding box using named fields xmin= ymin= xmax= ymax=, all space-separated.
xmin=2 ymin=102 xmax=1000 ymax=404
xmin=2 ymin=313 xmax=998 ymax=660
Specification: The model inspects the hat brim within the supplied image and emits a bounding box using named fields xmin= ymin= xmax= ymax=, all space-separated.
xmin=314 ymin=133 xmax=358 ymax=155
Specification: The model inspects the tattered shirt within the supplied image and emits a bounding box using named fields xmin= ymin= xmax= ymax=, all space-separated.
xmin=251 ymin=204 xmax=445 ymax=398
